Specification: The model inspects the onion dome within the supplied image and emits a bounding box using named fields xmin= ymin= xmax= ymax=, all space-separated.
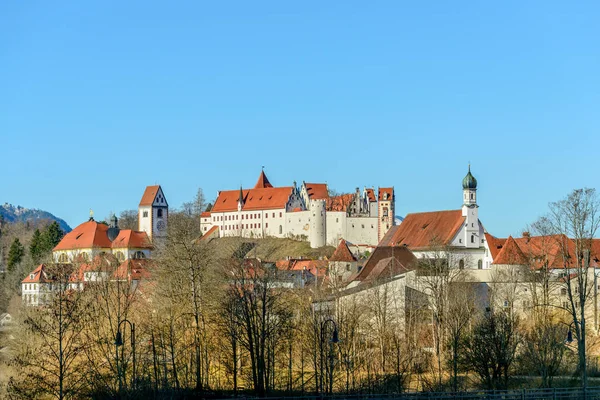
xmin=462 ymin=165 xmax=477 ymax=189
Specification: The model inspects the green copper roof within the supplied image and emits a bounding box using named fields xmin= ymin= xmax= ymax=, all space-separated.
xmin=462 ymin=166 xmax=477 ymax=189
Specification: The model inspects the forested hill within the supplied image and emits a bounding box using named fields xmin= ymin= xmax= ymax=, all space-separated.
xmin=0 ymin=203 xmax=71 ymax=232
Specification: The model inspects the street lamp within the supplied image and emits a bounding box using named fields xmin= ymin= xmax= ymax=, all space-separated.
xmin=320 ymin=318 xmax=339 ymax=395
xmin=115 ymin=319 xmax=136 ymax=393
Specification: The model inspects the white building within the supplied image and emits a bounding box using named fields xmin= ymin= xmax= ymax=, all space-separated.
xmin=200 ymin=170 xmax=395 ymax=248
xmin=378 ymin=166 xmax=493 ymax=270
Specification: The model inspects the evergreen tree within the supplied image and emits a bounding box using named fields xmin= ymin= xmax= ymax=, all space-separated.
xmin=42 ymin=221 xmax=64 ymax=252
xmin=30 ymin=229 xmax=44 ymax=263
xmin=7 ymin=238 xmax=25 ymax=271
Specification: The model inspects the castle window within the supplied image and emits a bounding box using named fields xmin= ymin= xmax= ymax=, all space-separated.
xmin=383 ymin=207 xmax=388 ymax=217
xmin=470 ymin=193 xmax=474 ymax=200
xmin=471 ymin=235 xmax=474 ymax=243
xmin=459 ymin=259 xmax=465 ymax=269
xmin=133 ymin=251 xmax=145 ymax=259
xmin=115 ymin=251 xmax=125 ymax=262
xmin=362 ymin=224 xmax=364 ymax=228
xmin=478 ymin=260 xmax=482 ymax=269
xmin=157 ymin=209 xmax=163 ymax=218
xmin=265 ymin=214 xmax=268 ymax=219
xmin=204 ymin=227 xmax=207 ymax=231
xmin=336 ymin=218 xmax=339 ymax=223
xmin=279 ymin=225 xmax=283 ymax=234
xmin=143 ymin=211 xmax=148 ymax=218
xmin=280 ymin=212 xmax=282 ymax=217
xmin=272 ymin=213 xmax=275 ymax=218
xmin=266 ymin=223 xmax=268 ymax=228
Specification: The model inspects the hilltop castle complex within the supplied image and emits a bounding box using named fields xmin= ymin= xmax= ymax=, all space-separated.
xmin=200 ymin=170 xmax=395 ymax=248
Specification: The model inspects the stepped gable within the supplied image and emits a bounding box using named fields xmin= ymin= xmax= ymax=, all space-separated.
xmin=305 ymin=183 xmax=328 ymax=200
xmin=254 ymin=170 xmax=273 ymax=189
xmin=493 ymin=236 xmax=528 ymax=265
xmin=139 ymin=185 xmax=161 ymax=206
xmin=380 ymin=210 xmax=465 ymax=249
xmin=330 ymin=239 xmax=357 ymax=262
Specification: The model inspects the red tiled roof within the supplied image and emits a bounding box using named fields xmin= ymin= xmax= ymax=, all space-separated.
xmin=54 ymin=220 xmax=152 ymax=251
xmin=200 ymin=225 xmax=219 ymax=241
xmin=305 ymin=183 xmax=328 ymax=200
xmin=114 ymin=259 xmax=153 ymax=281
xmin=354 ymin=246 xmax=417 ymax=282
xmin=139 ymin=185 xmax=161 ymax=206
xmin=365 ymin=188 xmax=376 ymax=202
xmin=54 ymin=220 xmax=113 ymax=251
xmin=493 ymin=236 xmax=528 ymax=265
xmin=22 ymin=264 xmax=49 ymax=283
xmin=200 ymin=211 xmax=211 ymax=218
xmin=288 ymin=259 xmax=328 ymax=277
xmin=111 ymin=230 xmax=152 ymax=249
xmin=485 ymin=233 xmax=506 ymax=259
xmin=330 ymin=239 xmax=357 ymax=262
xmin=254 ymin=171 xmax=273 ymax=189
xmin=378 ymin=187 xmax=394 ymax=201
xmin=379 ymin=210 xmax=465 ymax=249
xmin=212 ymin=187 xmax=293 ymax=213
xmin=327 ymin=193 xmax=355 ymax=212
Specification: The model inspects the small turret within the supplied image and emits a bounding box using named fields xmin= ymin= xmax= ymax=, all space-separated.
xmin=107 ymin=214 xmax=120 ymax=242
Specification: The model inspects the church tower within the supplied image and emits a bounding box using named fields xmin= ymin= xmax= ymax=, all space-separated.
xmin=461 ymin=166 xmax=479 ymax=248
xmin=138 ymin=185 xmax=169 ymax=242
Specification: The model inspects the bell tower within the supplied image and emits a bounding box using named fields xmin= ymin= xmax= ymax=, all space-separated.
xmin=138 ymin=185 xmax=169 ymax=241
xmin=461 ymin=165 xmax=479 ymax=248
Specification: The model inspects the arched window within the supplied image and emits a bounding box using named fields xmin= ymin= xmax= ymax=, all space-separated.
xmin=157 ymin=209 xmax=163 ymax=218
xmin=459 ymin=259 xmax=465 ymax=269
xmin=471 ymin=235 xmax=475 ymax=243
xmin=478 ymin=259 xmax=483 ymax=269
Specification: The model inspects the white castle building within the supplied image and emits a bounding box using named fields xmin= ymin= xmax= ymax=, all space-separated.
xmin=200 ymin=170 xmax=395 ymax=248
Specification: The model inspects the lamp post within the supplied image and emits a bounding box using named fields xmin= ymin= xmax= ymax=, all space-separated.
xmin=115 ymin=319 xmax=136 ymax=394
xmin=320 ymin=318 xmax=339 ymax=395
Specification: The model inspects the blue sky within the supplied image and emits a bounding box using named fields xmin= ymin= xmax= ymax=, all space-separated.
xmin=1 ymin=1 xmax=599 ymax=237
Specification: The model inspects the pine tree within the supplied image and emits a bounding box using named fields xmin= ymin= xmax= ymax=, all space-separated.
xmin=42 ymin=222 xmax=64 ymax=252
xmin=30 ymin=229 xmax=44 ymax=263
xmin=8 ymin=238 xmax=25 ymax=271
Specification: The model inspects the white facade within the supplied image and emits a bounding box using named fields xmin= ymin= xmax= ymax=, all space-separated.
xmin=201 ymin=178 xmax=395 ymax=248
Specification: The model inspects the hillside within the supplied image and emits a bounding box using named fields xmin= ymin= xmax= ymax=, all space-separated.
xmin=210 ymin=236 xmax=335 ymax=261
xmin=0 ymin=203 xmax=71 ymax=232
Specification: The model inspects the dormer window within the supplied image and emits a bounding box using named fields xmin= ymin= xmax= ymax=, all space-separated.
xmin=30 ymin=274 xmax=34 ymax=280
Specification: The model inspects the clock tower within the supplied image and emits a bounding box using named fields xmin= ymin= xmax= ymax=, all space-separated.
xmin=138 ymin=185 xmax=169 ymax=242
xmin=461 ymin=165 xmax=479 ymax=248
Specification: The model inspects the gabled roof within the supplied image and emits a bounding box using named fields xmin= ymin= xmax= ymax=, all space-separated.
xmin=254 ymin=171 xmax=273 ymax=189
xmin=212 ymin=187 xmax=293 ymax=212
xmin=378 ymin=187 xmax=394 ymax=201
xmin=379 ymin=210 xmax=465 ymax=249
xmin=493 ymin=236 xmax=528 ymax=265
xmin=354 ymin=246 xmax=417 ymax=283
xmin=330 ymin=239 xmax=357 ymax=262
xmin=139 ymin=185 xmax=162 ymax=206
xmin=485 ymin=233 xmax=506 ymax=259
xmin=22 ymin=264 xmax=50 ymax=283
xmin=200 ymin=211 xmax=211 ymax=218
xmin=111 ymin=229 xmax=152 ymax=249
xmin=114 ymin=259 xmax=153 ymax=281
xmin=304 ymin=183 xmax=329 ymax=200
xmin=365 ymin=188 xmax=376 ymax=202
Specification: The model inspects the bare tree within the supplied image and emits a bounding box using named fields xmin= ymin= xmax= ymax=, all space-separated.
xmin=544 ymin=188 xmax=600 ymax=388
xmin=9 ymin=263 xmax=88 ymax=400
xmin=446 ymin=282 xmax=476 ymax=392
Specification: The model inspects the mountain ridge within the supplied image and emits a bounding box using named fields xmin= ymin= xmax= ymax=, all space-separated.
xmin=0 ymin=203 xmax=72 ymax=232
